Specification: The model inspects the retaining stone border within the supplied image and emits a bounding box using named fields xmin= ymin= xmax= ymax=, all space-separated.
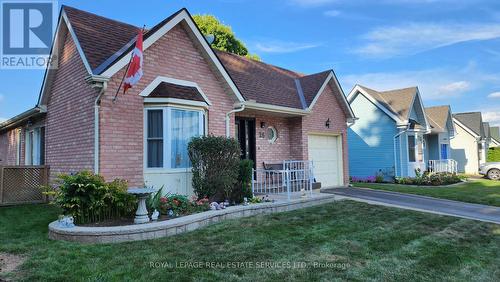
xmin=48 ymin=194 xmax=337 ymax=244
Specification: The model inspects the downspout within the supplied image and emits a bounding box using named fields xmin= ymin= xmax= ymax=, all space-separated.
xmin=225 ymin=103 xmax=245 ymax=137
xmin=94 ymin=82 xmax=107 ymax=174
xmin=86 ymin=75 xmax=109 ymax=175
xmin=94 ymin=82 xmax=108 ymax=174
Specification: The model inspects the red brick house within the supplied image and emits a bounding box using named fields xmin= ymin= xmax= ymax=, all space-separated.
xmin=0 ymin=6 xmax=355 ymax=194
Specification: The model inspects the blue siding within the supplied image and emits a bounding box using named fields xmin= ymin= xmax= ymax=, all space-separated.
xmin=348 ymin=94 xmax=398 ymax=179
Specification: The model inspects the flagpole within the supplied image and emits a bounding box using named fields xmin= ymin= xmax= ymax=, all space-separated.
xmin=112 ymin=25 xmax=146 ymax=103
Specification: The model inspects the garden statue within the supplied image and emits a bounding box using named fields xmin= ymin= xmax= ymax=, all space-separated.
xmin=243 ymin=197 xmax=248 ymax=206
xmin=210 ymin=202 xmax=219 ymax=210
xmin=58 ymin=215 xmax=75 ymax=228
xmin=151 ymin=209 xmax=159 ymax=221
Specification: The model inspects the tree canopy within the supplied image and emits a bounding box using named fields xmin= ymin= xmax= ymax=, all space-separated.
xmin=193 ymin=14 xmax=260 ymax=61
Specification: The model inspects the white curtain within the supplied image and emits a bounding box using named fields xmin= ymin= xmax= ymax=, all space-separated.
xmin=171 ymin=109 xmax=199 ymax=168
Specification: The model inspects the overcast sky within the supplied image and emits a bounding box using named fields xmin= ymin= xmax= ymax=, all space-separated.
xmin=1 ymin=0 xmax=500 ymax=126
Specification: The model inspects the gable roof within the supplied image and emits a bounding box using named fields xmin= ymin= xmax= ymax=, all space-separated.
xmin=216 ymin=51 xmax=333 ymax=110
xmin=34 ymin=6 xmax=355 ymax=119
xmin=358 ymin=85 xmax=418 ymax=121
xmin=491 ymin=126 xmax=500 ymax=142
xmin=63 ymin=6 xmax=141 ymax=72
xmin=349 ymin=85 xmax=428 ymax=128
xmin=453 ymin=112 xmax=484 ymax=138
xmin=425 ymin=105 xmax=451 ymax=133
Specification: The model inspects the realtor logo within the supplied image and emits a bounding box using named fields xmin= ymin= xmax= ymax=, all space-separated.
xmin=1 ymin=0 xmax=57 ymax=69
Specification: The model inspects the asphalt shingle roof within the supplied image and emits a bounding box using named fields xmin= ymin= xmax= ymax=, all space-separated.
xmin=453 ymin=112 xmax=485 ymax=137
xmin=425 ymin=106 xmax=450 ymax=132
xmin=62 ymin=6 xmax=338 ymax=111
xmin=358 ymin=85 xmax=417 ymax=121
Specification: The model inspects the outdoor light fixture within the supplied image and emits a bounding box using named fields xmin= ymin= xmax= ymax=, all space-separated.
xmin=325 ymin=118 xmax=330 ymax=128
xmin=260 ymin=122 xmax=266 ymax=128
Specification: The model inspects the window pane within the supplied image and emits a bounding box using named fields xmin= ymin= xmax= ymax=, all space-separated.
xmin=147 ymin=110 xmax=163 ymax=168
xmin=147 ymin=110 xmax=163 ymax=138
xmin=148 ymin=140 xmax=163 ymax=168
xmin=408 ymin=136 xmax=416 ymax=162
xmin=171 ymin=109 xmax=200 ymax=168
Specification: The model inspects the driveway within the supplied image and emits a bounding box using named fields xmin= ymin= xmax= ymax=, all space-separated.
xmin=323 ymin=187 xmax=500 ymax=224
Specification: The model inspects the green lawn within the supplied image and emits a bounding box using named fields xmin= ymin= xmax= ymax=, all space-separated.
xmin=352 ymin=179 xmax=500 ymax=207
xmin=1 ymin=202 xmax=500 ymax=281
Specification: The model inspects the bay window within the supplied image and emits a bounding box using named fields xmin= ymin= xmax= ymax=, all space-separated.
xmin=145 ymin=107 xmax=204 ymax=169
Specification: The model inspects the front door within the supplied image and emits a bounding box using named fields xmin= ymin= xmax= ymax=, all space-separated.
xmin=235 ymin=117 xmax=256 ymax=168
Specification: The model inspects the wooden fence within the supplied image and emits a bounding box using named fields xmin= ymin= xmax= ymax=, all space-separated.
xmin=0 ymin=166 xmax=49 ymax=206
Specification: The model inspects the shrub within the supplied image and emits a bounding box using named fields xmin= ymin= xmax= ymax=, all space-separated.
xmin=47 ymin=171 xmax=136 ymax=224
xmin=488 ymin=147 xmax=500 ymax=162
xmin=188 ymin=135 xmax=240 ymax=201
xmin=232 ymin=159 xmax=254 ymax=203
xmin=375 ymin=170 xmax=384 ymax=183
xmin=394 ymin=172 xmax=463 ymax=186
xmin=158 ymin=194 xmax=209 ymax=216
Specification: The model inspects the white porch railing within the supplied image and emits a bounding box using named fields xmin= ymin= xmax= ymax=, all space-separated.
xmin=252 ymin=160 xmax=314 ymax=201
xmin=428 ymin=159 xmax=458 ymax=174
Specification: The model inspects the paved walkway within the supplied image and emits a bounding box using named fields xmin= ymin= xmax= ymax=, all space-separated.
xmin=322 ymin=187 xmax=500 ymax=224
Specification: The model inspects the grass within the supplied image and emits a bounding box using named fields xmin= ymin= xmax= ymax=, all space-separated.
xmin=1 ymin=202 xmax=500 ymax=281
xmin=352 ymin=178 xmax=500 ymax=207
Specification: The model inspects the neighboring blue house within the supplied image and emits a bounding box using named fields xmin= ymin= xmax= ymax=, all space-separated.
xmin=424 ymin=106 xmax=457 ymax=173
xmin=347 ymin=85 xmax=430 ymax=179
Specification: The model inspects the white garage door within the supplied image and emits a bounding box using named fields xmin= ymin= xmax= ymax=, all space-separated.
xmin=308 ymin=134 xmax=343 ymax=188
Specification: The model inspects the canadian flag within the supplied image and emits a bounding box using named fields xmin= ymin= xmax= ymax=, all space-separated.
xmin=123 ymin=30 xmax=144 ymax=93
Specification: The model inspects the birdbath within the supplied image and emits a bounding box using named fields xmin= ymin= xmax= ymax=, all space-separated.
xmin=127 ymin=187 xmax=156 ymax=224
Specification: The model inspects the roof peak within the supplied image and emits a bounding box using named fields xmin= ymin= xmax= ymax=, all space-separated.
xmin=62 ymin=5 xmax=140 ymax=30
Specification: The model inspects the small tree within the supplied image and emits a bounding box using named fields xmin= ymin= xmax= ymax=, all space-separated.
xmin=188 ymin=136 xmax=240 ymax=201
xmin=193 ymin=14 xmax=260 ymax=60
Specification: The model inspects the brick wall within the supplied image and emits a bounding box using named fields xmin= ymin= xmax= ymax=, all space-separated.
xmin=0 ymin=127 xmax=23 ymax=165
xmin=99 ymin=22 xmax=239 ymax=186
xmin=236 ymin=113 xmax=296 ymax=169
xmin=301 ymin=83 xmax=349 ymax=185
xmin=45 ymin=29 xmax=97 ymax=179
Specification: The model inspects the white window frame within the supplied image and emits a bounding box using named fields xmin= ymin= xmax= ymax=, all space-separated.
xmin=25 ymin=126 xmax=43 ymax=165
xmin=144 ymin=105 xmax=205 ymax=172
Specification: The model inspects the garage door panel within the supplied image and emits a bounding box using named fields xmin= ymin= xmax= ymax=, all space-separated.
xmin=308 ymin=135 xmax=343 ymax=188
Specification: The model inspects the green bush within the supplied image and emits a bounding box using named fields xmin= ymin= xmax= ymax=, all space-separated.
xmin=188 ymin=135 xmax=240 ymax=202
xmin=46 ymin=171 xmax=136 ymax=224
xmin=394 ymin=172 xmax=463 ymax=186
xmin=232 ymin=159 xmax=254 ymax=203
xmin=488 ymin=147 xmax=500 ymax=162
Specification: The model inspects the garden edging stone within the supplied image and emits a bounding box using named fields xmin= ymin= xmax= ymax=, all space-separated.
xmin=48 ymin=194 xmax=338 ymax=243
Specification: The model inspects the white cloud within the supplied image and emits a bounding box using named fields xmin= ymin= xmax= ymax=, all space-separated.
xmin=355 ymin=23 xmax=500 ymax=58
xmin=254 ymin=41 xmax=320 ymax=53
xmin=438 ymin=81 xmax=470 ymax=93
xmin=488 ymin=92 xmax=500 ymax=98
xmin=324 ymin=10 xmax=341 ymax=17
xmin=342 ymin=68 xmax=475 ymax=101
xmin=288 ymin=0 xmax=338 ymax=7
xmin=482 ymin=111 xmax=500 ymax=126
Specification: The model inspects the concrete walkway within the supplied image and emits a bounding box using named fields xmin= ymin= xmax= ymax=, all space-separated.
xmin=322 ymin=187 xmax=500 ymax=224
